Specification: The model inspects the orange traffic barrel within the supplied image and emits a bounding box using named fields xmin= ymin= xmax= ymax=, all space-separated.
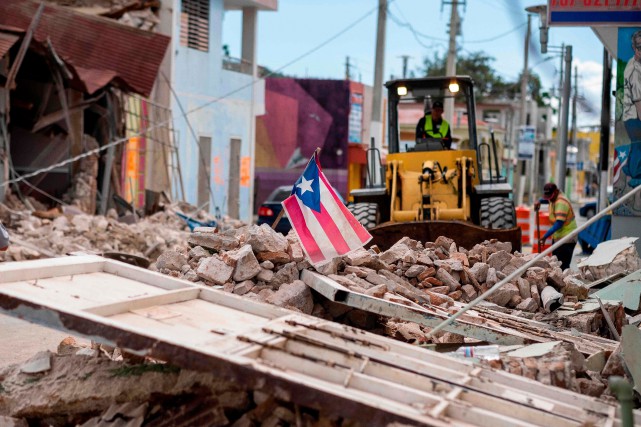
xmin=532 ymin=210 xmax=552 ymax=253
xmin=515 ymin=206 xmax=530 ymax=246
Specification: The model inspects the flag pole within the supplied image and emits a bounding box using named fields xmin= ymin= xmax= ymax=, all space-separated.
xmin=271 ymin=210 xmax=285 ymax=230
xmin=273 ymin=148 xmax=321 ymax=230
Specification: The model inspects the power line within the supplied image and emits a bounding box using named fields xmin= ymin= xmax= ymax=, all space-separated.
xmin=463 ymin=22 xmax=527 ymax=44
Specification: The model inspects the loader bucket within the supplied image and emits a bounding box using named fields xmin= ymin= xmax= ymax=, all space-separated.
xmin=368 ymin=221 xmax=522 ymax=253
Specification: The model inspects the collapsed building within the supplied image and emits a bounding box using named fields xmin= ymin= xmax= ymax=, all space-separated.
xmin=0 ymin=0 xmax=171 ymax=218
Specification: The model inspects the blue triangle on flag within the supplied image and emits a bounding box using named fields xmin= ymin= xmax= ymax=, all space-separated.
xmin=292 ymin=155 xmax=321 ymax=212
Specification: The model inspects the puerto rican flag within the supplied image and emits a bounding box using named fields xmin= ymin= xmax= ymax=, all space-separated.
xmin=613 ymin=145 xmax=630 ymax=185
xmin=282 ymin=152 xmax=372 ymax=266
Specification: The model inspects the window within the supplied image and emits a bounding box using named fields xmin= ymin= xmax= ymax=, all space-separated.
xmin=180 ymin=0 xmax=209 ymax=52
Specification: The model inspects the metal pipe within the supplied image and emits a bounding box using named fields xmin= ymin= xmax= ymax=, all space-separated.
xmin=609 ymin=377 xmax=634 ymax=427
xmin=540 ymin=286 xmax=564 ymax=313
xmin=425 ymin=181 xmax=641 ymax=340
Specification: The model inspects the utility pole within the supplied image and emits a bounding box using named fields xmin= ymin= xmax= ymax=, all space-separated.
xmin=370 ymin=0 xmax=387 ymax=185
xmin=571 ymin=66 xmax=578 ymax=147
xmin=515 ymin=14 xmax=531 ymax=206
xmin=445 ymin=0 xmax=459 ymax=126
xmin=399 ymin=55 xmax=410 ymax=79
xmin=556 ymin=45 xmax=572 ymax=192
xmin=599 ymin=48 xmax=612 ymax=213
xmin=345 ymin=56 xmax=351 ymax=80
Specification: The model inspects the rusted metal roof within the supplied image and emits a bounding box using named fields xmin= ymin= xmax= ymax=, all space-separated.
xmin=0 ymin=0 xmax=170 ymax=97
xmin=0 ymin=31 xmax=19 ymax=60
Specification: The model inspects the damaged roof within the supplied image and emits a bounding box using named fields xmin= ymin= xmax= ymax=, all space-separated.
xmin=0 ymin=0 xmax=170 ymax=97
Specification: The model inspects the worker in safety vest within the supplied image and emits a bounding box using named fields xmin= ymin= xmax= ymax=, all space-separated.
xmin=534 ymin=183 xmax=577 ymax=270
xmin=0 ymin=221 xmax=8 ymax=251
xmin=415 ymin=100 xmax=452 ymax=149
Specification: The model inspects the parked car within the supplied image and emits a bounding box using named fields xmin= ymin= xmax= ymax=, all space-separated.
xmin=257 ymin=186 xmax=293 ymax=234
xmin=256 ymin=185 xmax=347 ymax=235
xmin=578 ymin=186 xmax=613 ymax=219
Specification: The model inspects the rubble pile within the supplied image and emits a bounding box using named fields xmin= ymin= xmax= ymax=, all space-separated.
xmin=0 ymin=343 xmax=363 ymax=427
xmin=149 ymin=225 xmax=640 ymax=398
xmin=157 ymin=226 xmax=622 ymax=322
xmin=0 ymin=200 xmax=241 ymax=264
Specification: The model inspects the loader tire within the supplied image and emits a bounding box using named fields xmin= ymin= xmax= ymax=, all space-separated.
xmin=347 ymin=203 xmax=379 ymax=229
xmin=480 ymin=197 xmax=516 ymax=229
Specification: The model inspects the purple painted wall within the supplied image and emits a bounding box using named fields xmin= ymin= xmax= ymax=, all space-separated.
xmin=255 ymin=78 xmax=352 ymax=212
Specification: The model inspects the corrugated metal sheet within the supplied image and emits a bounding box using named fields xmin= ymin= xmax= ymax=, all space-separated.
xmin=0 ymin=0 xmax=170 ymax=97
xmin=0 ymin=31 xmax=19 ymax=60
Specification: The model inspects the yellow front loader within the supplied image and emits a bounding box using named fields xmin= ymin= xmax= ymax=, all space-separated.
xmin=348 ymin=76 xmax=522 ymax=251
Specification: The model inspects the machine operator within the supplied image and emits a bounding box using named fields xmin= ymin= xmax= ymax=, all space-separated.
xmin=415 ymin=100 xmax=452 ymax=149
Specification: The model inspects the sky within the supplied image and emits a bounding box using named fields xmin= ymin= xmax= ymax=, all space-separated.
xmin=222 ymin=0 xmax=607 ymax=126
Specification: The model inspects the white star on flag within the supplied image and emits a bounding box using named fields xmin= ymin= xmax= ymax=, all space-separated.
xmin=296 ymin=176 xmax=314 ymax=195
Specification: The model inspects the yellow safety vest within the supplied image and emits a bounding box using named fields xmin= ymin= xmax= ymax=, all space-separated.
xmin=424 ymin=115 xmax=449 ymax=139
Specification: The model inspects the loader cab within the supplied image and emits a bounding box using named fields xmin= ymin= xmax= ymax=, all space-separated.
xmin=386 ymin=76 xmax=504 ymax=185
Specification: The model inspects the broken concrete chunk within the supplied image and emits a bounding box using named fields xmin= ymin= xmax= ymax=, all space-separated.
xmin=417 ymin=253 xmax=434 ymax=266
xmin=379 ymin=242 xmax=410 ymax=264
xmin=562 ymin=276 xmax=589 ymax=300
xmin=343 ymin=248 xmax=373 ymax=266
xmin=516 ymin=297 xmax=538 ymax=313
xmin=260 ymin=260 xmax=274 ymax=270
xmin=266 ymin=280 xmax=313 ymax=314
xmin=233 ymin=280 xmax=255 ymax=296
xmin=404 ymin=264 xmax=426 ymax=278
xmin=189 ymin=230 xmax=240 ymax=252
xmin=315 ymin=257 xmax=342 ymax=276
xmin=20 ymin=351 xmax=52 ymax=374
xmin=156 ymin=250 xmax=188 ymax=271
xmin=436 ymin=268 xmax=461 ymax=292
xmin=468 ymin=262 xmax=489 ymax=283
xmin=364 ymin=284 xmax=388 ymax=298
xmin=268 ymin=262 xmax=299 ymax=288
xmin=487 ymin=250 xmax=512 ymax=271
xmin=344 ymin=265 xmax=375 ymax=278
xmin=224 ymin=245 xmax=261 ymax=282
xmin=257 ymin=268 xmax=274 ymax=282
xmin=434 ymin=235 xmax=454 ymax=251
xmin=365 ymin=272 xmax=389 ymax=286
xmin=240 ymin=224 xmax=290 ymax=263
xmin=188 ymin=246 xmax=210 ymax=263
xmin=486 ymin=267 xmax=499 ymax=286
xmin=516 ymin=278 xmax=531 ymax=299
xmin=196 ymin=256 xmax=234 ymax=285
xmin=501 ymin=256 xmax=528 ymax=276
xmin=487 ymin=283 xmax=520 ymax=307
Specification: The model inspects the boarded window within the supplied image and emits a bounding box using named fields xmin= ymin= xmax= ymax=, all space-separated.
xmin=180 ymin=0 xmax=209 ymax=52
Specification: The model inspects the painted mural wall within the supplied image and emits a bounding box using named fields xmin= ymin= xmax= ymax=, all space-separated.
xmin=614 ymin=27 xmax=641 ymax=216
xmin=254 ymin=78 xmax=359 ymax=211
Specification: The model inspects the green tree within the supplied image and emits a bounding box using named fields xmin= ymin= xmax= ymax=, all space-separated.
xmin=418 ymin=51 xmax=548 ymax=106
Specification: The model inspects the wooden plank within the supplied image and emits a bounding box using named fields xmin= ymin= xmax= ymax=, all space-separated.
xmin=0 ymin=272 xmax=168 ymax=310
xmin=0 ymin=256 xmax=635 ymax=427
xmin=85 ymin=288 xmax=201 ymax=316
xmin=103 ymin=260 xmax=194 ymax=291
xmin=271 ymin=319 xmax=620 ymax=421
xmin=0 ymin=256 xmax=105 ymax=283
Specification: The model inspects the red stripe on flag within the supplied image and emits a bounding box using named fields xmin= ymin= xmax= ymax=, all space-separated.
xmin=312 ymin=202 xmax=351 ymax=254
xmin=318 ymin=172 xmax=372 ymax=243
xmin=282 ymin=195 xmax=325 ymax=264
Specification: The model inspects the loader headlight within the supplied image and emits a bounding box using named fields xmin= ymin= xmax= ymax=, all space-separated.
xmin=397 ymin=85 xmax=408 ymax=96
xmin=449 ymin=81 xmax=459 ymax=93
